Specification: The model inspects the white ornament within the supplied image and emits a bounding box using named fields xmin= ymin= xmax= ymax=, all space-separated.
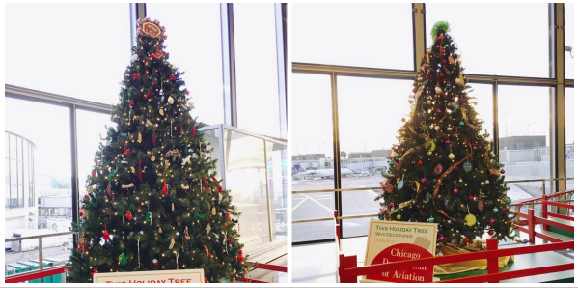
xmin=484 ymin=180 xmax=490 ymax=185
xmin=159 ymin=108 xmax=164 ymax=116
xmin=455 ymin=77 xmax=462 ymax=85
xmin=130 ymin=54 xmax=138 ymax=63
xmin=105 ymin=140 xmax=111 ymax=146
xmin=181 ymin=184 xmax=190 ymax=189
xmin=168 ymin=96 xmax=174 ymax=104
xmin=435 ymin=87 xmax=443 ymax=95
xmin=449 ymin=153 xmax=455 ymax=160
xmin=181 ymin=155 xmax=192 ymax=166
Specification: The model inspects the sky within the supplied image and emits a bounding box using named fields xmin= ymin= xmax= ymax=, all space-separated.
xmin=291 ymin=3 xmax=572 ymax=157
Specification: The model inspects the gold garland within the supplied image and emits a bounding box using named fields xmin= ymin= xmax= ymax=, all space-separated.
xmin=484 ymin=142 xmax=500 ymax=175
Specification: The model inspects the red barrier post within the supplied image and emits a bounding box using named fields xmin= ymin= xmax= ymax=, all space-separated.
xmin=541 ymin=194 xmax=548 ymax=232
xmin=528 ymin=209 xmax=535 ymax=243
xmin=486 ymin=239 xmax=499 ymax=283
xmin=339 ymin=254 xmax=358 ymax=283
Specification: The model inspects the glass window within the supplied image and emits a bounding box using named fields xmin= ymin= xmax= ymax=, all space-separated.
xmin=566 ymin=3 xmax=574 ymax=79
xmin=292 ymin=3 xmax=413 ymax=70
xmin=5 ymin=3 xmax=130 ymax=104
xmin=234 ymin=3 xmax=282 ymax=137
xmin=498 ymin=85 xmax=551 ymax=201
xmin=566 ymin=87 xmax=573 ymax=190
xmin=337 ymin=76 xmax=412 ymax=237
xmin=463 ymin=83 xmax=494 ymax=141
xmin=146 ymin=3 xmax=225 ymax=125
xmin=4 ymin=98 xmax=71 ymax=270
xmin=427 ymin=3 xmax=549 ymax=78
xmin=291 ymin=73 xmax=335 ymax=242
xmin=267 ymin=142 xmax=288 ymax=240
xmin=76 ymin=110 xmax=113 ymax=190
xmin=223 ymin=130 xmax=271 ymax=250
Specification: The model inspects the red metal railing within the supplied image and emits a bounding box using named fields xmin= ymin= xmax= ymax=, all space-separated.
xmin=511 ymin=191 xmax=574 ymax=243
xmin=334 ymin=211 xmax=574 ymax=283
xmin=5 ymin=266 xmax=69 ymax=283
xmin=234 ymin=262 xmax=288 ymax=283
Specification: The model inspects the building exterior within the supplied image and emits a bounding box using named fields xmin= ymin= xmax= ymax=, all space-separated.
xmin=5 ymin=131 xmax=38 ymax=248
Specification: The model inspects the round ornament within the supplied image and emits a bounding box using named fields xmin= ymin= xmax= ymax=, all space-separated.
xmin=455 ymin=77 xmax=462 ymax=85
xmin=435 ymin=87 xmax=443 ymax=95
xmin=463 ymin=160 xmax=473 ymax=172
xmin=428 ymin=217 xmax=434 ymax=223
xmin=385 ymin=183 xmax=393 ymax=194
xmin=168 ymin=96 xmax=174 ymax=104
xmin=488 ymin=230 xmax=494 ymax=236
xmin=489 ymin=219 xmax=496 ymax=225
xmin=459 ymin=121 xmax=465 ymax=126
xmin=448 ymin=153 xmax=455 ymax=160
xmin=418 ymin=160 xmax=423 ymax=166
xmin=421 ymin=178 xmax=427 ymax=184
xmin=434 ymin=164 xmax=443 ymax=175
xmin=453 ymin=188 xmax=458 ymax=194
xmin=493 ymin=207 xmax=499 ymax=213
xmin=397 ymin=214 xmax=401 ymax=220
xmin=152 ymin=259 xmax=158 ymax=267
xmin=465 ymin=213 xmax=477 ymax=226
xmin=500 ymin=169 xmax=506 ymax=174
xmin=502 ymin=196 xmax=512 ymax=208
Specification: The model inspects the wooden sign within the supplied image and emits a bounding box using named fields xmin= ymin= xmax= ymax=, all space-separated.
xmin=364 ymin=220 xmax=437 ymax=283
xmin=93 ymin=269 xmax=204 ymax=284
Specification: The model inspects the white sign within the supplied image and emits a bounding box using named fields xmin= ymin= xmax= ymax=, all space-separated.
xmin=93 ymin=269 xmax=205 ymax=284
xmin=364 ymin=220 xmax=438 ymax=267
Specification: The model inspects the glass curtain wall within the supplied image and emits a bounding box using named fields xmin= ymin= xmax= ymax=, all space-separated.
xmin=291 ymin=3 xmax=574 ymax=243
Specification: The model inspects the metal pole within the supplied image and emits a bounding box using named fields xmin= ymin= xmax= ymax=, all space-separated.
xmin=275 ymin=3 xmax=288 ymax=139
xmin=39 ymin=237 xmax=43 ymax=283
xmin=221 ymin=3 xmax=238 ymax=127
xmin=412 ymin=3 xmax=426 ymax=72
xmin=69 ymin=105 xmax=79 ymax=250
xmin=330 ymin=72 xmax=344 ymax=239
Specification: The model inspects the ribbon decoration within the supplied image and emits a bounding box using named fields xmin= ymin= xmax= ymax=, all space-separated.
xmin=460 ymin=108 xmax=477 ymax=129
xmin=431 ymin=134 xmax=473 ymax=222
xmin=397 ymin=125 xmax=431 ymax=166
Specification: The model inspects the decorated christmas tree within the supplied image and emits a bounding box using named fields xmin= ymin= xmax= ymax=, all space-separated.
xmin=68 ymin=18 xmax=250 ymax=283
xmin=377 ymin=22 xmax=514 ymax=245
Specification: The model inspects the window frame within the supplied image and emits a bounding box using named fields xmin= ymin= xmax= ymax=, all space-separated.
xmin=291 ymin=3 xmax=574 ymax=244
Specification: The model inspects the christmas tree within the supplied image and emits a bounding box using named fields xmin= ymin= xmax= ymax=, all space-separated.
xmin=377 ymin=22 xmax=514 ymax=245
xmin=68 ymin=18 xmax=250 ymax=283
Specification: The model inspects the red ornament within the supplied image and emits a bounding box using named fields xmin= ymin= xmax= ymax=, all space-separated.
xmin=150 ymin=50 xmax=163 ymax=59
xmin=92 ymin=170 xmax=96 ymax=177
xmin=500 ymin=169 xmax=506 ymax=174
xmin=138 ymin=169 xmax=143 ymax=182
xmin=440 ymin=73 xmax=445 ymax=78
xmin=417 ymin=160 xmax=423 ymax=166
xmin=124 ymin=150 xmax=131 ymax=156
xmin=79 ymin=211 xmax=84 ymax=217
xmin=91 ymin=268 xmax=98 ymax=276
xmin=454 ymin=166 xmax=459 ymax=170
xmin=162 ymin=183 xmax=168 ymax=195
xmin=226 ymin=212 xmax=231 ymax=222
xmin=133 ymin=73 xmax=141 ymax=80
xmin=84 ymin=195 xmax=90 ymax=201
xmin=152 ymin=259 xmax=158 ymax=267
xmin=488 ymin=230 xmax=494 ymax=236
xmin=463 ymin=238 xmax=470 ymax=244
xmin=169 ymin=75 xmax=176 ymax=81
xmin=423 ymin=64 xmax=428 ymax=71
xmin=145 ymin=91 xmax=152 ymax=100
xmin=192 ymin=127 xmax=196 ymax=136
xmin=102 ymin=223 xmax=110 ymax=240
xmin=152 ymin=134 xmax=156 ymax=145
xmin=212 ymin=177 xmax=217 ymax=182
xmin=127 ymin=100 xmax=135 ymax=106
xmin=105 ymin=211 xmax=110 ymax=216
xmin=423 ymin=55 xmax=428 ymax=60
xmin=412 ymin=88 xmax=417 ymax=93
xmin=185 ymin=89 xmax=190 ymax=96
xmin=469 ymin=196 xmax=474 ymax=201
xmin=459 ymin=98 xmax=465 ymax=103
xmin=217 ymin=186 xmax=223 ymax=193
xmin=125 ymin=210 xmax=134 ymax=221
xmin=237 ymin=250 xmax=244 ymax=262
